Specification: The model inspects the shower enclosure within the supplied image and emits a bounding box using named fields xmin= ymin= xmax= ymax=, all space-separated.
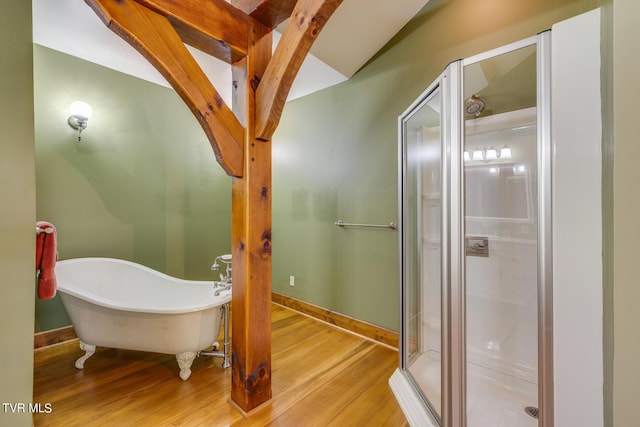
xmin=391 ymin=34 xmax=552 ymax=427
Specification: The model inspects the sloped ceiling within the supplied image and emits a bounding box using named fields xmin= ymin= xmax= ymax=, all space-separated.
xmin=32 ymin=0 xmax=429 ymax=104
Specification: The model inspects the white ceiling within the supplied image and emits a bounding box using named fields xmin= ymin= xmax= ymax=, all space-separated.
xmin=32 ymin=0 xmax=429 ymax=105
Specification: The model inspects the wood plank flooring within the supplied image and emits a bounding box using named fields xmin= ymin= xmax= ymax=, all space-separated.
xmin=33 ymin=303 xmax=407 ymax=426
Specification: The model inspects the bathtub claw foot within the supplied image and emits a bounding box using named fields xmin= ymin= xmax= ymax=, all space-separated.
xmin=176 ymin=352 xmax=197 ymax=380
xmin=75 ymin=341 xmax=96 ymax=369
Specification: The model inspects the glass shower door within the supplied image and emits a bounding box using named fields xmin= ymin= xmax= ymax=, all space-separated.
xmin=401 ymin=85 xmax=443 ymax=421
xmin=462 ymin=43 xmax=541 ymax=427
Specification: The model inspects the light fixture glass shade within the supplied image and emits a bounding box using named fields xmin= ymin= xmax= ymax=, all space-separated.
xmin=472 ymin=148 xmax=484 ymax=161
xmin=485 ymin=146 xmax=498 ymax=160
xmin=68 ymin=101 xmax=93 ymax=141
xmin=464 ymin=150 xmax=470 ymax=162
xmin=500 ymin=145 xmax=512 ymax=159
xmin=70 ymin=101 xmax=93 ymax=119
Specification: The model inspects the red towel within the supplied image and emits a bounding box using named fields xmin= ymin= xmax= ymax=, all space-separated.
xmin=36 ymin=221 xmax=58 ymax=300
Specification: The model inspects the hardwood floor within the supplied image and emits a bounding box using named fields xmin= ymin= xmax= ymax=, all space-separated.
xmin=33 ymin=303 xmax=407 ymax=426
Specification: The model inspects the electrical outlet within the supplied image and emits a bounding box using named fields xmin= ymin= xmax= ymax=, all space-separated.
xmin=289 ymin=275 xmax=295 ymax=287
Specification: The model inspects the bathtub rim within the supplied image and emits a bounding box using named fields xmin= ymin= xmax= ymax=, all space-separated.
xmin=56 ymin=257 xmax=231 ymax=314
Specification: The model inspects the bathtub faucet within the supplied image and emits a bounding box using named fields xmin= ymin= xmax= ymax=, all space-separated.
xmin=211 ymin=254 xmax=232 ymax=295
xmin=211 ymin=254 xmax=232 ymax=282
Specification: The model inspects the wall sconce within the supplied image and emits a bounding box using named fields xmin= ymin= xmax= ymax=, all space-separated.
xmin=67 ymin=101 xmax=93 ymax=141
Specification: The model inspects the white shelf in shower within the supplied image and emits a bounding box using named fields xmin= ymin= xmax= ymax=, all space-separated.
xmin=466 ymin=289 xmax=536 ymax=308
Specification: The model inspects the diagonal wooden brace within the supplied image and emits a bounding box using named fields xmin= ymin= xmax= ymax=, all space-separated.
xmin=86 ymin=0 xmax=245 ymax=177
xmin=254 ymin=0 xmax=343 ymax=141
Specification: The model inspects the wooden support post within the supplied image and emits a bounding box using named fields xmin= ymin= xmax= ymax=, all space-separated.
xmin=230 ymin=18 xmax=273 ymax=413
xmin=86 ymin=0 xmax=344 ymax=416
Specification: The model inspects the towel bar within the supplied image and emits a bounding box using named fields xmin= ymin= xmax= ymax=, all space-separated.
xmin=334 ymin=220 xmax=397 ymax=230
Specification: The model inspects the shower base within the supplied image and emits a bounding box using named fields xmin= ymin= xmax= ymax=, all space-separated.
xmin=409 ymin=352 xmax=538 ymax=426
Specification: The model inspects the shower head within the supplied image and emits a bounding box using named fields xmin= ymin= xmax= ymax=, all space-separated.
xmin=465 ymin=94 xmax=486 ymax=119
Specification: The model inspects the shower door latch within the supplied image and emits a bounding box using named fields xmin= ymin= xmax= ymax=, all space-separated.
xmin=465 ymin=236 xmax=489 ymax=257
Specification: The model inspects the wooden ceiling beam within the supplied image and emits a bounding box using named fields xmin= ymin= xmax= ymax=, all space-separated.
xmin=231 ymin=0 xmax=298 ymax=29
xmin=86 ymin=0 xmax=245 ymax=177
xmin=134 ymin=0 xmax=250 ymax=64
xmin=254 ymin=0 xmax=343 ymax=140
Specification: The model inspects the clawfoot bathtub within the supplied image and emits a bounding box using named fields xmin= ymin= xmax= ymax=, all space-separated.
xmin=55 ymin=258 xmax=231 ymax=380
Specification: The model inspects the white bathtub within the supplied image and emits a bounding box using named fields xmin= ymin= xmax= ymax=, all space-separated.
xmin=55 ymin=257 xmax=231 ymax=380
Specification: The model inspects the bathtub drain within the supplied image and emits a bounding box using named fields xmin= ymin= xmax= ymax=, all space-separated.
xmin=524 ymin=406 xmax=539 ymax=419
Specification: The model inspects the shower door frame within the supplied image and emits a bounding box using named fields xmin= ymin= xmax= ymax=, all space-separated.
xmin=397 ymin=33 xmax=553 ymax=427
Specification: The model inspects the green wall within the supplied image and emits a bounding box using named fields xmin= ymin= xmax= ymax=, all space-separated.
xmin=271 ymin=0 xmax=599 ymax=330
xmin=611 ymin=0 xmax=640 ymax=424
xmin=0 ymin=1 xmax=35 ymax=426
xmin=33 ymin=46 xmax=232 ymax=331
xmin=601 ymin=0 xmax=613 ymax=424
